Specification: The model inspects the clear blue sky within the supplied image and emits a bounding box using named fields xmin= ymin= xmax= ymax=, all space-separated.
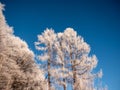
xmin=1 ymin=0 xmax=120 ymax=90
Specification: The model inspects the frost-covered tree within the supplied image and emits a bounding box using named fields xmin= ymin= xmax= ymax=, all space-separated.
xmin=35 ymin=29 xmax=56 ymax=90
xmin=54 ymin=28 xmax=102 ymax=90
xmin=0 ymin=3 xmax=45 ymax=90
xmin=35 ymin=28 xmax=106 ymax=90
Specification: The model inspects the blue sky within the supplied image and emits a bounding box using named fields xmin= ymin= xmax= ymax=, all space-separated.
xmin=1 ymin=0 xmax=120 ymax=90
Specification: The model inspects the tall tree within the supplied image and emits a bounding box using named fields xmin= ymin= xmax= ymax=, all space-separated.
xmin=55 ymin=28 xmax=100 ymax=90
xmin=35 ymin=28 xmax=105 ymax=90
xmin=35 ymin=29 xmax=56 ymax=90
xmin=0 ymin=3 xmax=45 ymax=90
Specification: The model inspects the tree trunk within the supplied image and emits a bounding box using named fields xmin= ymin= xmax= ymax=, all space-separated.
xmin=48 ymin=60 xmax=51 ymax=90
xmin=73 ymin=60 xmax=77 ymax=90
xmin=62 ymin=65 xmax=66 ymax=90
xmin=71 ymin=52 xmax=77 ymax=90
xmin=48 ymin=46 xmax=51 ymax=90
xmin=59 ymin=41 xmax=66 ymax=90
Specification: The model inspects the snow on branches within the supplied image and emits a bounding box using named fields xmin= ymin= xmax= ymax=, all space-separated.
xmin=0 ymin=3 xmax=45 ymax=90
xmin=35 ymin=28 xmax=104 ymax=90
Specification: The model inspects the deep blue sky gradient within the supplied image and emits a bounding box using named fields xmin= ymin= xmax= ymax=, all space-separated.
xmin=1 ymin=0 xmax=120 ymax=90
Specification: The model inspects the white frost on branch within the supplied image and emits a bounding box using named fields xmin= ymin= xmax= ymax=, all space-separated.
xmin=0 ymin=3 xmax=45 ymax=90
xmin=35 ymin=27 xmax=106 ymax=90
